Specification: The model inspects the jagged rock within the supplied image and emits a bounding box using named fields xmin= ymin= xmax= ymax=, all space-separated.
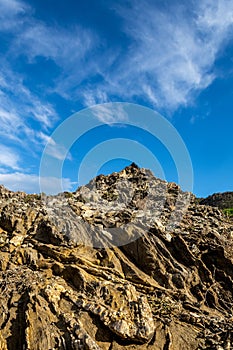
xmin=0 ymin=164 xmax=232 ymax=349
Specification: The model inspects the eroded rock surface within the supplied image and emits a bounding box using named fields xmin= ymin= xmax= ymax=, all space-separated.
xmin=0 ymin=164 xmax=232 ymax=349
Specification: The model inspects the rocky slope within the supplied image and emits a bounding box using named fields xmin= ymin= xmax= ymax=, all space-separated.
xmin=0 ymin=164 xmax=232 ymax=350
xmin=199 ymin=192 xmax=233 ymax=210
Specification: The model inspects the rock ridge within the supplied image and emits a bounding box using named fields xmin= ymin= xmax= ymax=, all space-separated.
xmin=0 ymin=164 xmax=232 ymax=349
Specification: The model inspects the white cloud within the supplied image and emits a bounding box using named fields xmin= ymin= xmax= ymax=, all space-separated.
xmin=0 ymin=108 xmax=20 ymax=132
xmin=100 ymin=0 xmax=233 ymax=110
xmin=0 ymin=0 xmax=28 ymax=31
xmin=37 ymin=132 xmax=53 ymax=144
xmin=2 ymin=1 xmax=98 ymax=100
xmin=1 ymin=0 xmax=233 ymax=124
xmin=36 ymin=133 xmax=72 ymax=161
xmin=0 ymin=64 xmax=58 ymax=170
xmin=15 ymin=23 xmax=95 ymax=68
xmin=44 ymin=138 xmax=72 ymax=161
xmin=80 ymin=0 xmax=233 ymax=111
xmin=0 ymin=65 xmax=57 ymax=130
xmin=0 ymin=0 xmax=26 ymax=16
xmin=142 ymin=85 xmax=159 ymax=106
xmin=1 ymin=0 xmax=232 ymax=194
xmin=0 ymin=0 xmax=94 ymax=145
xmin=83 ymin=89 xmax=109 ymax=107
xmin=0 ymin=145 xmax=20 ymax=170
xmin=0 ymin=172 xmax=74 ymax=194
xmin=197 ymin=1 xmax=233 ymax=31
xmin=91 ymin=104 xmax=129 ymax=124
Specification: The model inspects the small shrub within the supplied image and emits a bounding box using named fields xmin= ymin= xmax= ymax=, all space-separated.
xmin=223 ymin=208 xmax=233 ymax=217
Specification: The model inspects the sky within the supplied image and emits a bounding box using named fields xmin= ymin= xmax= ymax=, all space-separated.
xmin=0 ymin=0 xmax=233 ymax=197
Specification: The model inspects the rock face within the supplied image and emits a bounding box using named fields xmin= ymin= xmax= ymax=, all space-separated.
xmin=0 ymin=164 xmax=232 ymax=350
xmin=199 ymin=191 xmax=233 ymax=209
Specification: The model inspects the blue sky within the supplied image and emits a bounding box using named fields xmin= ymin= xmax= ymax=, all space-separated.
xmin=0 ymin=0 xmax=233 ymax=197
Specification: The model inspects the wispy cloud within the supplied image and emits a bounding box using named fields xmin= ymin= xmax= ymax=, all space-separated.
xmin=0 ymin=56 xmax=58 ymax=174
xmin=0 ymin=63 xmax=57 ymax=130
xmin=0 ymin=0 xmax=98 ymax=100
xmin=0 ymin=145 xmax=20 ymax=170
xmin=83 ymin=89 xmax=109 ymax=107
xmin=119 ymin=1 xmax=232 ymax=109
xmin=0 ymin=0 xmax=29 ymax=31
xmin=15 ymin=23 xmax=95 ymax=68
xmin=0 ymin=66 xmax=55 ymax=187
xmin=0 ymin=0 xmax=232 ymax=194
xmin=91 ymin=104 xmax=129 ymax=124
xmin=0 ymin=172 xmax=74 ymax=194
xmin=43 ymin=137 xmax=72 ymax=161
xmin=1 ymin=0 xmax=233 ymax=115
xmin=0 ymin=0 xmax=95 ymax=142
xmin=82 ymin=0 xmax=233 ymax=111
xmin=0 ymin=0 xmax=92 ymax=190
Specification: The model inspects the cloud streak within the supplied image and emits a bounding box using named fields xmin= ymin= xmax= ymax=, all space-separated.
xmin=1 ymin=0 xmax=233 ymax=113
xmin=124 ymin=1 xmax=232 ymax=108
xmin=0 ymin=0 xmax=28 ymax=31
xmin=0 ymin=65 xmax=58 ymax=163
xmin=0 ymin=0 xmax=98 ymax=100
xmin=0 ymin=0 xmax=233 ymax=193
xmin=44 ymin=137 xmax=72 ymax=161
xmin=0 ymin=0 xmax=94 ymax=186
xmin=0 ymin=172 xmax=74 ymax=194
xmin=0 ymin=0 xmax=96 ymax=148
xmin=0 ymin=145 xmax=20 ymax=170
xmin=83 ymin=0 xmax=233 ymax=111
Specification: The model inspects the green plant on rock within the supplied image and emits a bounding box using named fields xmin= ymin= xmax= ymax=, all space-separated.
xmin=223 ymin=208 xmax=233 ymax=217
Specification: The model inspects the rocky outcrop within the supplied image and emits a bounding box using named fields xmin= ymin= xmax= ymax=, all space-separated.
xmin=0 ymin=164 xmax=232 ymax=349
xmin=199 ymin=191 xmax=233 ymax=209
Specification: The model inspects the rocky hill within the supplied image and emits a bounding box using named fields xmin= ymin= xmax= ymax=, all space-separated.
xmin=199 ymin=192 xmax=233 ymax=210
xmin=0 ymin=164 xmax=232 ymax=350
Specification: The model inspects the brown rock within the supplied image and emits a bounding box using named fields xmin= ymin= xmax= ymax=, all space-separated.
xmin=0 ymin=164 xmax=232 ymax=349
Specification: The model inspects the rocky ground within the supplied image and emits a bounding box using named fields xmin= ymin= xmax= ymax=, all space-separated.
xmin=0 ymin=164 xmax=232 ymax=349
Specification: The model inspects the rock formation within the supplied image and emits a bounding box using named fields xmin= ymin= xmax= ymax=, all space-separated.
xmin=199 ymin=191 xmax=233 ymax=210
xmin=0 ymin=164 xmax=232 ymax=349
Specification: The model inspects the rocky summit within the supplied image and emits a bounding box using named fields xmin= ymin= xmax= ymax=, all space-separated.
xmin=0 ymin=164 xmax=232 ymax=350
